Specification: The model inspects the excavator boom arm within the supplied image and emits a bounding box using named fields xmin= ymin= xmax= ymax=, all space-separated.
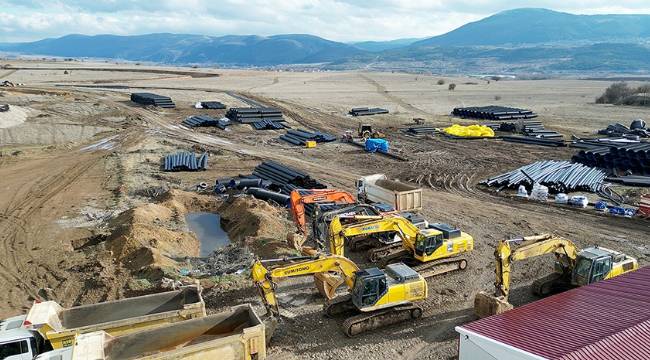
xmin=251 ymin=255 xmax=360 ymax=316
xmin=289 ymin=189 xmax=356 ymax=235
xmin=329 ymin=215 xmax=419 ymax=257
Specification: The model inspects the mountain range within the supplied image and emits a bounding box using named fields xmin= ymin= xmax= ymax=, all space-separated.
xmin=2 ymin=8 xmax=650 ymax=74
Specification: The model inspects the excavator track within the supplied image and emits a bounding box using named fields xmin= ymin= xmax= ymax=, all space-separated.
xmin=342 ymin=304 xmax=423 ymax=337
xmin=367 ymin=244 xmax=406 ymax=263
xmin=410 ymin=257 xmax=468 ymax=279
xmin=323 ymin=294 xmax=356 ymax=317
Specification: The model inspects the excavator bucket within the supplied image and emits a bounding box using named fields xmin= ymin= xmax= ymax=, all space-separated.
xmin=474 ymin=291 xmax=513 ymax=318
xmin=313 ymin=273 xmax=345 ymax=300
xmin=287 ymin=232 xmax=307 ymax=251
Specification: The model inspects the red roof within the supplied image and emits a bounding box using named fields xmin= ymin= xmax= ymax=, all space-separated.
xmin=461 ymin=266 xmax=650 ymax=360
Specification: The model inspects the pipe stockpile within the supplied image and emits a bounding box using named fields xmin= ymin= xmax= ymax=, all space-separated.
xmin=226 ymin=107 xmax=284 ymax=124
xmin=501 ymin=135 xmax=565 ymax=147
xmin=252 ymin=119 xmax=288 ymax=130
xmin=131 ymin=93 xmax=175 ymax=108
xmin=226 ymin=107 xmax=286 ymax=130
xmin=198 ymin=101 xmax=226 ymax=110
xmin=279 ymin=129 xmax=336 ymax=146
xmin=482 ymin=160 xmax=606 ymax=193
xmin=404 ymin=126 xmax=437 ymax=136
xmin=182 ymin=115 xmax=219 ymax=128
xmin=252 ymin=160 xmax=326 ymax=194
xmin=598 ymin=120 xmax=649 ymax=138
xmin=452 ymin=106 xmax=537 ymax=120
xmin=606 ymin=175 xmax=650 ymax=187
xmin=572 ymin=143 xmax=650 ymax=174
xmin=163 ymin=152 xmax=208 ymax=171
xmin=349 ymin=107 xmax=389 ymax=116
xmin=485 ymin=119 xmax=563 ymax=140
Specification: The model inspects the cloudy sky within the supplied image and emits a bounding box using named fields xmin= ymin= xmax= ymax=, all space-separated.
xmin=1 ymin=1 xmax=650 ymax=43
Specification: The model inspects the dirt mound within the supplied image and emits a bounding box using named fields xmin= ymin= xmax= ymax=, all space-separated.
xmin=219 ymin=196 xmax=295 ymax=258
xmin=105 ymin=189 xmax=218 ymax=279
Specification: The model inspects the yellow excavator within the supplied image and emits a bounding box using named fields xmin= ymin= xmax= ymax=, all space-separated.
xmin=251 ymin=254 xmax=427 ymax=337
xmin=474 ymin=233 xmax=639 ymax=318
xmin=328 ymin=214 xmax=473 ymax=278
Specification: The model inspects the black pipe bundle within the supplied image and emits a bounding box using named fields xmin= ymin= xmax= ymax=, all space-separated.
xmin=251 ymin=160 xmax=326 ymax=194
xmin=572 ymin=143 xmax=650 ymax=175
xmin=349 ymin=107 xmax=389 ymax=116
xmin=226 ymin=107 xmax=284 ymax=124
xmin=252 ymin=119 xmax=287 ymax=130
xmin=131 ymin=93 xmax=175 ymax=108
xmin=279 ymin=129 xmax=336 ymax=146
xmin=501 ymin=135 xmax=565 ymax=147
xmin=163 ymin=152 xmax=208 ymax=171
xmin=245 ymin=187 xmax=290 ymax=206
xmin=198 ymin=101 xmax=226 ymax=110
xmin=182 ymin=115 xmax=219 ymax=128
xmin=452 ymin=105 xmax=537 ymax=120
xmin=404 ymin=126 xmax=437 ymax=136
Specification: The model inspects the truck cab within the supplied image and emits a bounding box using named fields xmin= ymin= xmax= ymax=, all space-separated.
xmin=0 ymin=316 xmax=51 ymax=360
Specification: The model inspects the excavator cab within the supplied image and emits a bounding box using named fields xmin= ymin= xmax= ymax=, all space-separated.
xmin=352 ymin=268 xmax=388 ymax=307
xmin=414 ymin=232 xmax=444 ymax=257
xmin=351 ymin=263 xmax=426 ymax=311
xmin=572 ymin=247 xmax=617 ymax=286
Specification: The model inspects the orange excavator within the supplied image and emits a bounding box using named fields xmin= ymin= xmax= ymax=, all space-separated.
xmin=289 ymin=189 xmax=357 ymax=236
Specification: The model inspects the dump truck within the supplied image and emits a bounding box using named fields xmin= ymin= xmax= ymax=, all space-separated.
xmin=34 ymin=304 xmax=265 ymax=360
xmin=0 ymin=286 xmax=206 ymax=356
xmin=356 ymin=174 xmax=422 ymax=212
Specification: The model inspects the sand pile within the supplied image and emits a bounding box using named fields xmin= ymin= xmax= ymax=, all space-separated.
xmin=105 ymin=190 xmax=217 ymax=279
xmin=218 ymin=196 xmax=295 ymax=258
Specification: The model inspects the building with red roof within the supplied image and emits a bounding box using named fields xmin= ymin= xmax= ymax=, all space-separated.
xmin=456 ymin=266 xmax=650 ymax=360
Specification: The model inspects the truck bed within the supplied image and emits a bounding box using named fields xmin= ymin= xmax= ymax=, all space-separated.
xmin=61 ymin=287 xmax=201 ymax=329
xmin=71 ymin=304 xmax=265 ymax=360
xmin=26 ymin=286 xmax=205 ymax=348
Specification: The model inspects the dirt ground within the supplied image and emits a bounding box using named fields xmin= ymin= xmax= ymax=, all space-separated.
xmin=1 ymin=59 xmax=649 ymax=359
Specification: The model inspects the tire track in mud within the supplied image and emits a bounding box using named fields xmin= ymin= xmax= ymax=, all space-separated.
xmin=358 ymin=74 xmax=430 ymax=116
xmin=0 ymin=154 xmax=101 ymax=315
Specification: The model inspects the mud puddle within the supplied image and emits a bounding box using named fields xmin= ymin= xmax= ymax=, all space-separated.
xmin=185 ymin=212 xmax=230 ymax=256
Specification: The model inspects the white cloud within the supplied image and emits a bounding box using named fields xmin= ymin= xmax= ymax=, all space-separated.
xmin=1 ymin=0 xmax=649 ymax=42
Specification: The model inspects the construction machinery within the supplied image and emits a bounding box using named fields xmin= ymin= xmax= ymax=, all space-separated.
xmin=358 ymin=124 xmax=385 ymax=140
xmin=37 ymin=305 xmax=266 ymax=360
xmin=356 ymin=174 xmax=422 ymax=212
xmin=251 ymin=255 xmax=427 ymax=337
xmin=311 ymin=203 xmax=382 ymax=248
xmin=289 ymin=189 xmax=357 ymax=236
xmin=328 ymin=215 xmax=473 ymax=279
xmin=474 ymin=233 xmax=639 ymax=318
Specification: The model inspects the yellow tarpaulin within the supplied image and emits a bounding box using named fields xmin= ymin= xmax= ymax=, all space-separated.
xmin=443 ymin=124 xmax=495 ymax=138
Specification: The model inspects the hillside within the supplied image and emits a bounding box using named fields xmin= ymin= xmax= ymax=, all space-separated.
xmin=414 ymin=8 xmax=650 ymax=46
xmin=0 ymin=33 xmax=364 ymax=66
xmin=2 ymin=8 xmax=650 ymax=73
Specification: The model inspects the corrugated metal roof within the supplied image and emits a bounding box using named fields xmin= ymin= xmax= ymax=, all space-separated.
xmin=461 ymin=266 xmax=650 ymax=360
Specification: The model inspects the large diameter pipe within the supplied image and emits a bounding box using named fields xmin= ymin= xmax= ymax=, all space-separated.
xmin=246 ymin=187 xmax=290 ymax=206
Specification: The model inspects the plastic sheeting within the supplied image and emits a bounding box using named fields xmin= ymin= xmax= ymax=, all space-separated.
xmin=443 ymin=124 xmax=495 ymax=138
